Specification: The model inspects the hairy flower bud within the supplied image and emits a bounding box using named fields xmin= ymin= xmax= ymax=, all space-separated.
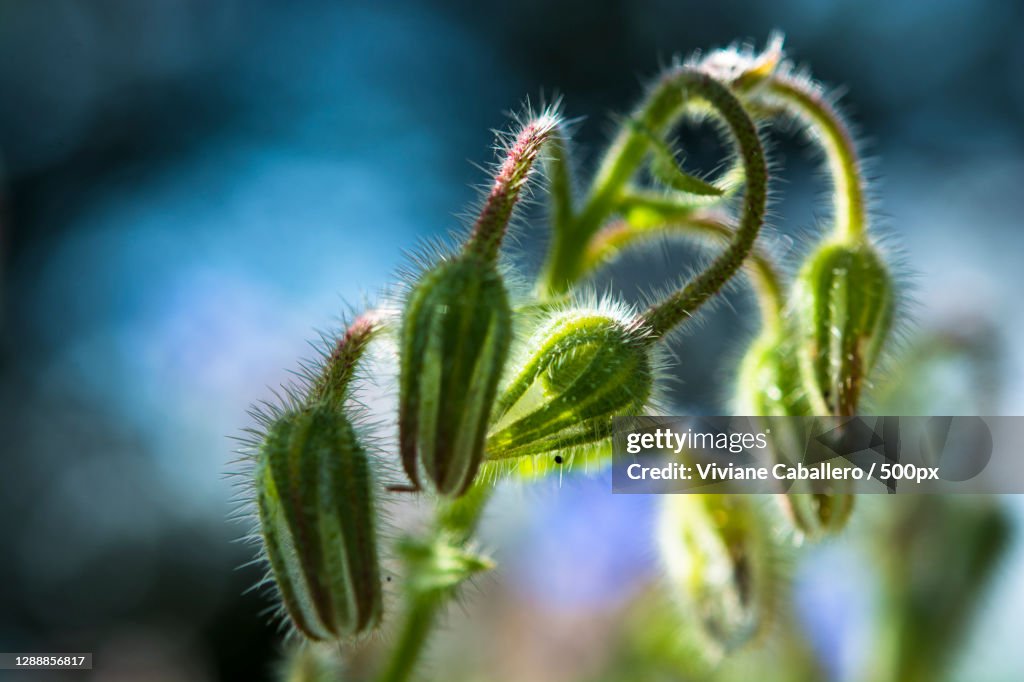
xmin=257 ymin=404 xmax=383 ymax=640
xmin=658 ymin=495 xmax=784 ymax=660
xmin=734 ymin=332 xmax=804 ymax=417
xmin=794 ymin=239 xmax=894 ymax=416
xmin=486 ymin=308 xmax=654 ymax=460
xmin=399 ymin=255 xmax=512 ymax=496
xmin=736 ymin=334 xmax=858 ymax=539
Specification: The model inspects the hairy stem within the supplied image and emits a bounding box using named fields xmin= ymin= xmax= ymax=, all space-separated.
xmin=538 ymin=68 xmax=764 ymax=297
xmin=583 ymin=211 xmax=785 ymax=332
xmin=465 ymin=114 xmax=561 ymax=262
xmin=639 ymin=72 xmax=768 ymax=339
xmin=310 ymin=311 xmax=382 ymax=405
xmin=374 ymin=594 xmax=438 ymax=682
xmin=749 ymin=72 xmax=867 ymax=242
xmin=374 ymin=484 xmax=493 ymax=682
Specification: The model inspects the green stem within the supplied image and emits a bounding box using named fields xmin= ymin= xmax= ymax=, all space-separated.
xmin=753 ymin=73 xmax=867 ymax=243
xmin=373 ymin=483 xmax=494 ymax=682
xmin=539 ymin=68 xmax=739 ymax=296
xmin=374 ymin=594 xmax=439 ymax=682
xmin=582 ymin=212 xmax=785 ymax=333
xmin=310 ymin=310 xmax=382 ymax=405
xmin=465 ymin=115 xmax=560 ymax=262
xmin=639 ymin=72 xmax=768 ymax=339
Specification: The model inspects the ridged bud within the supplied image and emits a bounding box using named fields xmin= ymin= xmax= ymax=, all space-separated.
xmin=793 ymin=239 xmax=894 ymax=416
xmin=487 ymin=309 xmax=654 ymax=460
xmin=658 ymin=495 xmax=783 ymax=660
xmin=399 ymin=255 xmax=512 ymax=496
xmin=257 ymin=404 xmax=383 ymax=640
xmin=735 ymin=334 xmax=857 ymax=539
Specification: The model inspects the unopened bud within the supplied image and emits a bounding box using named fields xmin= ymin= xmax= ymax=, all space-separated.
xmin=658 ymin=495 xmax=783 ymax=660
xmin=793 ymin=239 xmax=894 ymax=416
xmin=487 ymin=309 xmax=654 ymax=460
xmin=398 ymin=255 xmax=512 ymax=496
xmin=257 ymin=405 xmax=383 ymax=640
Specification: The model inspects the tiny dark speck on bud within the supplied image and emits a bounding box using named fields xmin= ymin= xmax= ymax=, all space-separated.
xmin=554 ymin=455 xmax=563 ymax=464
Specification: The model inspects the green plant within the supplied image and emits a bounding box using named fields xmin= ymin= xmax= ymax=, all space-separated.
xmin=235 ymin=36 xmax=997 ymax=681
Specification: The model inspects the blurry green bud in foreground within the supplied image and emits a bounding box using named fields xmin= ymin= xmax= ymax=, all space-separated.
xmin=793 ymin=239 xmax=894 ymax=416
xmin=486 ymin=308 xmax=654 ymax=460
xmin=257 ymin=404 xmax=383 ymax=640
xmin=398 ymin=255 xmax=512 ymax=496
xmin=658 ymin=495 xmax=785 ymax=660
xmin=778 ymin=488 xmax=855 ymax=541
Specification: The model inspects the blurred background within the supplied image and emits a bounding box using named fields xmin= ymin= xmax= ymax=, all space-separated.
xmin=1 ymin=0 xmax=1023 ymax=680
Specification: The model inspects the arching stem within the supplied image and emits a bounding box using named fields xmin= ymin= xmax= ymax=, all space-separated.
xmin=584 ymin=211 xmax=785 ymax=334
xmin=744 ymin=72 xmax=868 ymax=243
xmin=638 ymin=71 xmax=768 ymax=340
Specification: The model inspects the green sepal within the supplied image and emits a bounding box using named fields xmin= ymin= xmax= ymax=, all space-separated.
xmin=399 ymin=255 xmax=513 ymax=496
xmin=487 ymin=311 xmax=653 ymax=459
xmin=257 ymin=405 xmax=383 ymax=640
xmin=397 ymin=535 xmax=494 ymax=597
xmin=794 ymin=239 xmax=894 ymax=416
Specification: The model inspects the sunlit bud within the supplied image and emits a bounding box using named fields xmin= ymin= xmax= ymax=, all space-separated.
xmin=257 ymin=405 xmax=383 ymax=640
xmin=793 ymin=239 xmax=894 ymax=417
xmin=733 ymin=332 xmax=805 ymax=417
xmin=658 ymin=495 xmax=784 ymax=660
xmin=487 ymin=308 xmax=654 ymax=460
xmin=398 ymin=255 xmax=512 ymax=496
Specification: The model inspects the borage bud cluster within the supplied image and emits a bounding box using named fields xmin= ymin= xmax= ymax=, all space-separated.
xmin=235 ymin=35 xmax=906 ymax=681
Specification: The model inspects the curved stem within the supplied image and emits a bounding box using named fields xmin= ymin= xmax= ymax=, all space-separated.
xmin=751 ymin=73 xmax=867 ymax=243
xmin=584 ymin=212 xmax=784 ymax=333
xmin=465 ymin=114 xmax=561 ymax=262
xmin=639 ymin=72 xmax=768 ymax=340
xmin=310 ymin=310 xmax=383 ymax=405
xmin=539 ymin=68 xmax=758 ymax=297
xmin=375 ymin=594 xmax=438 ymax=682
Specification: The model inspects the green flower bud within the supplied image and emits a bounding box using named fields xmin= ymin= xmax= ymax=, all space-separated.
xmin=794 ymin=239 xmax=894 ymax=416
xmin=399 ymin=255 xmax=512 ymax=496
xmin=487 ymin=308 xmax=654 ymax=460
xmin=734 ymin=331 xmax=804 ymax=417
xmin=257 ymin=404 xmax=383 ymax=640
xmin=778 ymin=488 xmax=855 ymax=541
xmin=735 ymin=334 xmax=856 ymax=539
xmin=658 ymin=495 xmax=784 ymax=660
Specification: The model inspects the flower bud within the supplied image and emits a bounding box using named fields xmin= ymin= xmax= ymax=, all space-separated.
xmin=257 ymin=404 xmax=383 ymax=640
xmin=735 ymin=334 xmax=857 ymax=539
xmin=733 ymin=332 xmax=804 ymax=417
xmin=399 ymin=255 xmax=512 ymax=496
xmin=658 ymin=495 xmax=784 ymax=660
xmin=793 ymin=239 xmax=894 ymax=416
xmin=486 ymin=308 xmax=654 ymax=460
